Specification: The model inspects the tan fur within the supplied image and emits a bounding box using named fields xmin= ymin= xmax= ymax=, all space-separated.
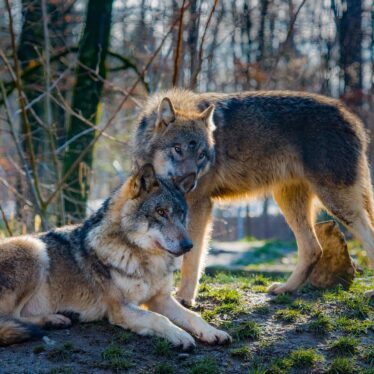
xmin=135 ymin=88 xmax=374 ymax=304
xmin=0 ymin=174 xmax=231 ymax=347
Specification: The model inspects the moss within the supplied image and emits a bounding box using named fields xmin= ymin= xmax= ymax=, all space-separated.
xmin=329 ymin=336 xmax=359 ymax=356
xmin=189 ymin=357 xmax=220 ymax=374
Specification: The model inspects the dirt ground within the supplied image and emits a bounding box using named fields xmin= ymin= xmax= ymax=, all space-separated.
xmin=1 ymin=240 xmax=373 ymax=374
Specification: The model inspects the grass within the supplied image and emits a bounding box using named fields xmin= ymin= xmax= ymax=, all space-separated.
xmin=189 ymin=357 xmax=220 ymax=374
xmin=326 ymin=357 xmax=358 ymax=374
xmin=230 ymin=321 xmax=261 ymax=341
xmin=329 ymin=336 xmax=359 ymax=356
xmin=334 ymin=316 xmax=374 ymax=335
xmin=101 ymin=343 xmax=133 ymax=371
xmin=153 ymin=338 xmax=173 ymax=357
xmin=230 ymin=345 xmax=252 ymax=360
xmin=46 ymin=342 xmax=74 ymax=361
xmin=308 ymin=311 xmax=333 ymax=335
xmin=361 ymin=344 xmax=374 ymax=366
xmin=288 ymin=348 xmax=322 ymax=368
xmin=271 ymin=293 xmax=293 ymax=305
xmin=154 ymin=362 xmax=174 ymax=374
xmin=275 ymin=308 xmax=302 ymax=323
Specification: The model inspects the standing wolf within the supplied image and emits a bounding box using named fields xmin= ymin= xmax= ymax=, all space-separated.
xmin=134 ymin=89 xmax=374 ymax=306
xmin=0 ymin=165 xmax=230 ymax=347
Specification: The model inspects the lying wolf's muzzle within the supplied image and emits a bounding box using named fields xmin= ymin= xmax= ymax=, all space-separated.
xmin=180 ymin=238 xmax=193 ymax=253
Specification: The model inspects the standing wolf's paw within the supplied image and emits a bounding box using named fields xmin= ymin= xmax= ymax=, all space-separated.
xmin=267 ymin=282 xmax=294 ymax=295
xmin=364 ymin=289 xmax=374 ymax=298
xmin=176 ymin=294 xmax=196 ymax=308
xmin=43 ymin=314 xmax=72 ymax=330
xmin=164 ymin=326 xmax=196 ymax=351
xmin=197 ymin=326 xmax=232 ymax=345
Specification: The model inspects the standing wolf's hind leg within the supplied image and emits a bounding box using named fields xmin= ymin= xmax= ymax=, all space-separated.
xmin=268 ymin=182 xmax=322 ymax=294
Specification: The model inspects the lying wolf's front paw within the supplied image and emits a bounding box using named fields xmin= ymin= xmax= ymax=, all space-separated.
xmin=364 ymin=289 xmax=374 ymax=298
xmin=267 ymin=282 xmax=294 ymax=295
xmin=43 ymin=314 xmax=72 ymax=330
xmin=197 ymin=326 xmax=232 ymax=345
xmin=166 ymin=327 xmax=196 ymax=351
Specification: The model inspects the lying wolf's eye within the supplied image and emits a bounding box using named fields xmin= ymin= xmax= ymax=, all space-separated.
xmin=156 ymin=208 xmax=167 ymax=217
xmin=174 ymin=145 xmax=182 ymax=154
xmin=199 ymin=151 xmax=206 ymax=160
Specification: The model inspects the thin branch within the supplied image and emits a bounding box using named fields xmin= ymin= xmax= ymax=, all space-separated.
xmin=265 ymin=0 xmax=308 ymax=86
xmin=44 ymin=3 xmax=190 ymax=207
xmin=190 ymin=0 xmax=218 ymax=88
xmin=0 ymin=204 xmax=13 ymax=237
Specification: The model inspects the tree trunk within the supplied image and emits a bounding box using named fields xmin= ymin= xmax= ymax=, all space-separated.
xmin=338 ymin=0 xmax=363 ymax=107
xmin=63 ymin=0 xmax=113 ymax=222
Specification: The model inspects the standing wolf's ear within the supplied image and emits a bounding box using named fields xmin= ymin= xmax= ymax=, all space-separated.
xmin=132 ymin=164 xmax=159 ymax=197
xmin=156 ymin=97 xmax=176 ymax=131
xmin=200 ymin=104 xmax=216 ymax=131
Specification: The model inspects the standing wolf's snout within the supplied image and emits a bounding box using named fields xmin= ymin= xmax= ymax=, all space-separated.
xmin=173 ymin=173 xmax=197 ymax=193
xmin=180 ymin=238 xmax=193 ymax=253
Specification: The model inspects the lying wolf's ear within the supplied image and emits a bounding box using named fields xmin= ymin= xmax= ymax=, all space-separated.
xmin=132 ymin=164 xmax=159 ymax=197
xmin=200 ymin=104 xmax=216 ymax=131
xmin=156 ymin=97 xmax=176 ymax=130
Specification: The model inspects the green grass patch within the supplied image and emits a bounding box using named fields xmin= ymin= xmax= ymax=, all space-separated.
xmin=46 ymin=342 xmax=74 ymax=361
xmin=252 ymin=304 xmax=271 ymax=315
xmin=329 ymin=336 xmax=358 ymax=356
xmin=230 ymin=345 xmax=252 ymax=360
xmin=308 ymin=312 xmax=333 ymax=335
xmin=271 ymin=293 xmax=293 ymax=305
xmin=114 ymin=331 xmax=133 ymax=344
xmin=33 ymin=345 xmax=45 ymax=354
xmin=275 ymin=309 xmax=302 ymax=323
xmin=289 ymin=348 xmax=322 ymax=368
xmin=361 ymin=344 xmax=374 ymax=366
xmin=152 ymin=338 xmax=172 ymax=357
xmin=334 ymin=316 xmax=373 ymax=335
xmin=290 ymin=299 xmax=313 ymax=314
xmin=189 ymin=357 xmax=220 ymax=374
xmin=204 ymin=286 xmax=241 ymax=304
xmin=102 ymin=343 xmax=133 ymax=371
xmin=202 ymin=302 xmax=244 ymax=322
xmin=326 ymin=357 xmax=357 ymax=374
xmin=154 ymin=362 xmax=174 ymax=374
xmin=230 ymin=321 xmax=261 ymax=341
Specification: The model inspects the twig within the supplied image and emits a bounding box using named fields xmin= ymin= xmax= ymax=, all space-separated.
xmin=265 ymin=0 xmax=308 ymax=86
xmin=0 ymin=204 xmax=13 ymax=237
xmin=190 ymin=0 xmax=218 ymax=88
xmin=44 ymin=2 xmax=190 ymax=207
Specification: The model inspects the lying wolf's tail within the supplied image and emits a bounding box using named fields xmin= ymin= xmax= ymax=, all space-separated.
xmin=0 ymin=317 xmax=43 ymax=346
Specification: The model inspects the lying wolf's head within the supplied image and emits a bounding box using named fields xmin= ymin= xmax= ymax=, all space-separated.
xmin=134 ymin=95 xmax=216 ymax=193
xmin=117 ymin=164 xmax=192 ymax=257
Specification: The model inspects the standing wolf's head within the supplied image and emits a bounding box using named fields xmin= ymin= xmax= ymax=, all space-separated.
xmin=134 ymin=93 xmax=216 ymax=193
xmin=115 ymin=164 xmax=193 ymax=257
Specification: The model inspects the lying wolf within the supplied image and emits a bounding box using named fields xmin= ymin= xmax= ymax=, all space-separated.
xmin=134 ymin=89 xmax=374 ymax=306
xmin=0 ymin=165 xmax=231 ymax=347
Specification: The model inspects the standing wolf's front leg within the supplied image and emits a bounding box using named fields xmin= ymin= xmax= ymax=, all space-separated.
xmin=107 ymin=301 xmax=195 ymax=350
xmin=177 ymin=196 xmax=213 ymax=307
xmin=147 ymin=293 xmax=231 ymax=345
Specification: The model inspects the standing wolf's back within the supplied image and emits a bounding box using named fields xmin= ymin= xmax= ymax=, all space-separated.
xmin=198 ymin=91 xmax=367 ymax=187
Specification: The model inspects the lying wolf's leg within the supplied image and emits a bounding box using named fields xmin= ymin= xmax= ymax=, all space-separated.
xmin=19 ymin=315 xmax=71 ymax=329
xmin=147 ymin=293 xmax=231 ymax=344
xmin=108 ymin=301 xmax=195 ymax=350
xmin=177 ymin=197 xmax=213 ymax=307
xmin=268 ymin=182 xmax=322 ymax=294
xmin=315 ymin=179 xmax=374 ymax=298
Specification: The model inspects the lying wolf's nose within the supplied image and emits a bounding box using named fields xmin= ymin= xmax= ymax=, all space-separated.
xmin=181 ymin=239 xmax=193 ymax=252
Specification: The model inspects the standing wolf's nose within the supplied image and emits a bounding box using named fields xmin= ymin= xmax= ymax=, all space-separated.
xmin=181 ymin=239 xmax=193 ymax=252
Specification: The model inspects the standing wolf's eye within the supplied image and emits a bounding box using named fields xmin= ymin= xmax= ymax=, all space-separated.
xmin=174 ymin=145 xmax=182 ymax=154
xmin=156 ymin=208 xmax=167 ymax=217
xmin=199 ymin=151 xmax=206 ymax=160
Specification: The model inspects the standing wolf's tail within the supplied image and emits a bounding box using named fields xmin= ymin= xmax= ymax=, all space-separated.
xmin=0 ymin=317 xmax=43 ymax=346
